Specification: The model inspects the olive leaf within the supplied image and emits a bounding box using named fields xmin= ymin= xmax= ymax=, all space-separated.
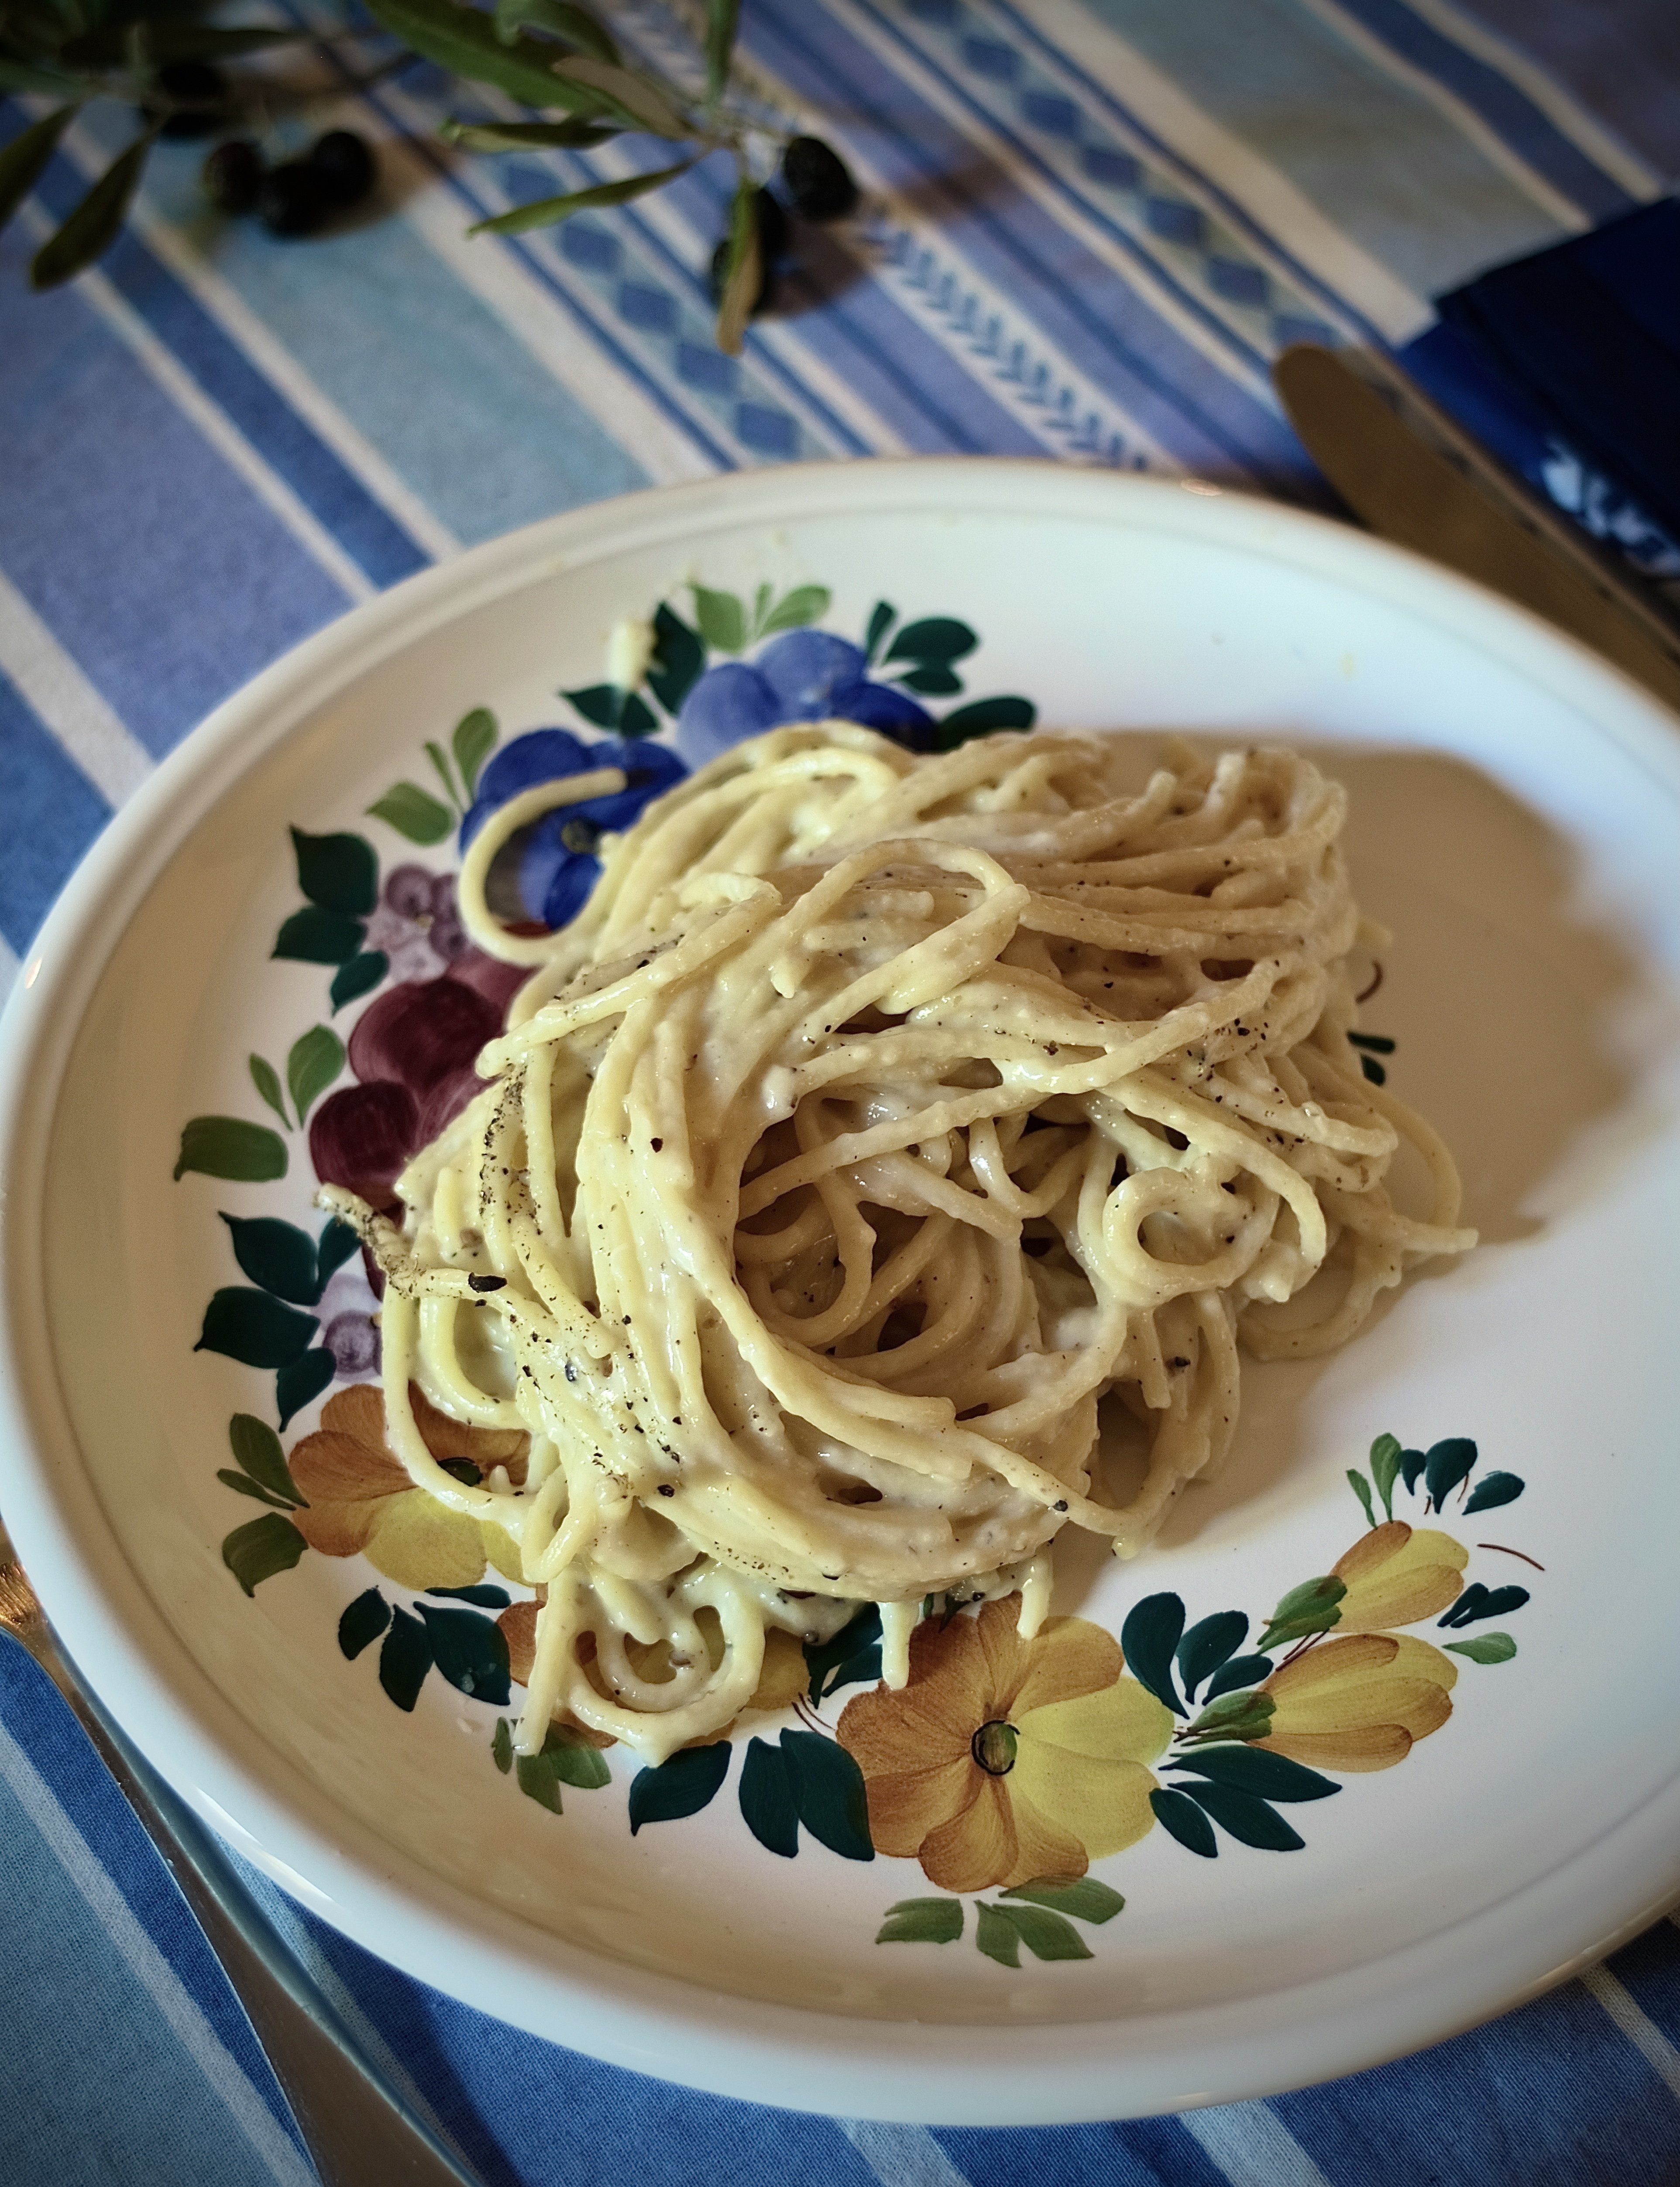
xmin=704 ymin=0 xmax=739 ymax=103
xmin=470 ymin=158 xmax=695 ymax=238
xmin=713 ymin=174 xmax=760 ymax=357
xmin=362 ymin=0 xmax=617 ymax=113
xmin=31 ymin=125 xmax=156 ymax=290
xmin=492 ymin=0 xmax=618 ymax=61
xmin=549 ymin=53 xmax=690 ymax=137
xmin=0 ymin=103 xmax=76 ymax=238
xmin=440 ymin=115 xmax=618 ymax=152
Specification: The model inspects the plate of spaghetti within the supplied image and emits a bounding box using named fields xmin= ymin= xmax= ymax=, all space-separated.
xmin=1 ymin=460 xmax=1676 ymax=2124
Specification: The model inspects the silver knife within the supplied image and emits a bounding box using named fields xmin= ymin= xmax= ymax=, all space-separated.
xmin=1273 ymin=343 xmax=1680 ymax=715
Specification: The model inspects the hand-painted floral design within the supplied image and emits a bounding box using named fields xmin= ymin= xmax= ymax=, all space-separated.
xmin=288 ymin=1382 xmax=528 ymax=1591
xmin=837 ymin=1599 xmax=1171 ymax=1891
xmin=1258 ymin=1633 xmax=1457 ymax=1772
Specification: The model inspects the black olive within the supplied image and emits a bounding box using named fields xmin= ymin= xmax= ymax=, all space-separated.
xmin=258 ymin=162 xmax=332 ymax=238
xmin=307 ymin=129 xmax=377 ymax=211
xmin=145 ymin=60 xmax=227 ymax=141
xmin=778 ymin=135 xmax=858 ymax=221
xmin=708 ymin=188 xmax=785 ymax=313
xmin=202 ymin=138 xmax=265 ymax=215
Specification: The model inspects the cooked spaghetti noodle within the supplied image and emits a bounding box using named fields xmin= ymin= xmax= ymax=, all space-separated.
xmin=324 ymin=725 xmax=1474 ymax=1763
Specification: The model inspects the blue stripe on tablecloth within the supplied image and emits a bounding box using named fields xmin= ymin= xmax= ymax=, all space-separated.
xmin=0 ymin=224 xmax=349 ymax=760
xmin=935 ymin=2116 xmax=1236 ymax=2185
xmin=747 ymin=3 xmax=1306 ymax=488
xmin=5 ymin=111 xmax=431 ymax=591
xmin=1272 ymin=1971 xmax=1680 ymax=2184
xmin=114 ymin=133 xmax=658 ymax=550
xmin=0 ymin=1654 xmax=306 ymax=2184
xmin=1441 ymin=0 xmax=1680 ymax=178
xmin=1069 ymin=0 xmax=1564 ymax=294
xmin=1320 ymin=0 xmax=1640 ymax=221
xmin=1606 ymin=1922 xmax=1680 ymax=2051
xmin=0 ymin=670 xmax=110 ymax=956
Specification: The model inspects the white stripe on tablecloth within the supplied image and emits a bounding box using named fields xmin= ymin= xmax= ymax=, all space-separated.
xmin=1290 ymin=0 xmax=1588 ymax=230
xmin=1362 ymin=0 xmax=1663 ymax=199
xmin=1582 ymin=1963 xmax=1680 ymax=2102
xmin=1180 ymin=2100 xmax=1336 ymax=2187
xmin=0 ymin=1718 xmax=318 ymax=2187
xmin=22 ymin=131 xmax=374 ymax=605
xmin=994 ymin=0 xmax=1430 ymax=344
xmin=0 ymin=933 xmax=18 ymax=1012
xmin=840 ymin=2121 xmax=972 ymax=2186
xmin=114 ymin=181 xmax=464 ymax=567
xmin=0 ymin=567 xmax=153 ymax=808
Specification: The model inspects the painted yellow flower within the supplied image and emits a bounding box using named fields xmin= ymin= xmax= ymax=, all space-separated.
xmin=837 ymin=1596 xmax=1173 ymax=1892
xmin=1331 ymin=1520 xmax=1467 ymax=1632
xmin=289 ymin=1383 xmax=527 ymax=1591
xmin=1258 ymin=1631 xmax=1457 ymax=1771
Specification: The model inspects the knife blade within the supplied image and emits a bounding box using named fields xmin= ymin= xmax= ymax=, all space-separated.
xmin=1274 ymin=343 xmax=1680 ymax=715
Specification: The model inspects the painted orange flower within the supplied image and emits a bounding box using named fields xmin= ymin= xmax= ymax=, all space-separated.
xmin=837 ymin=1596 xmax=1172 ymax=1892
xmin=1332 ymin=1521 xmax=1467 ymax=1633
xmin=288 ymin=1383 xmax=527 ymax=1591
xmin=1258 ymin=1631 xmax=1457 ymax=1771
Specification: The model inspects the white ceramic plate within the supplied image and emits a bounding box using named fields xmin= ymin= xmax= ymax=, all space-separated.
xmin=2 ymin=461 xmax=1678 ymax=2126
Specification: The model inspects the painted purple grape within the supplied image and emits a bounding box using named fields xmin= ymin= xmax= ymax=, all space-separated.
xmin=384 ymin=863 xmax=435 ymax=920
xmin=323 ymin=1311 xmax=380 ymax=1377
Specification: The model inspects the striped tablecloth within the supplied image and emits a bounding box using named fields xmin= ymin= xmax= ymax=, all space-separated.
xmin=3 ymin=3 xmax=1679 ymax=2180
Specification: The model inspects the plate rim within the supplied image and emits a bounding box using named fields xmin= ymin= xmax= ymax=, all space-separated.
xmin=3 ymin=456 xmax=1678 ymax=2125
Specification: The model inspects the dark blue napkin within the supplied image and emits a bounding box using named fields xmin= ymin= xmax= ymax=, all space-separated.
xmin=1402 ymin=198 xmax=1680 ymax=590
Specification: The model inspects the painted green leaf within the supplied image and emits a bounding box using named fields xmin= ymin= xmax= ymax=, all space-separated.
xmin=424 ymin=739 xmax=462 ymax=811
xmin=1120 ymin=1593 xmax=1186 ymax=1715
xmin=627 ymin=1742 xmax=731 ymax=1833
xmin=1438 ymin=1582 xmax=1529 ymax=1628
xmin=1150 ymin=1785 xmax=1217 ymax=1857
xmin=1168 ymin=1745 xmax=1337 ymax=1802
xmin=1369 ymin=1432 xmax=1403 ymax=1520
xmin=1445 ymin=1631 xmax=1518 ymax=1664
xmin=1400 ymin=1447 xmax=1427 ymax=1493
xmin=416 ymin=1605 xmax=512 ymax=1706
xmin=543 ymin=1727 xmax=611 ymax=1790
xmin=759 ymin=585 xmax=831 ymax=639
xmin=936 ymin=696 xmax=1037 ymax=749
xmin=219 ymin=1214 xmax=320 ymax=1305
xmin=646 ymin=603 xmax=705 ymax=715
xmin=173 ymin=1117 xmax=287 ymax=1183
xmin=470 ymin=158 xmax=695 ymax=238
xmin=331 ymin=953 xmax=389 ymax=1011
xmin=273 ymin=907 xmax=365 ymax=966
xmin=247 ymin=1054 xmax=289 ymax=1130
xmin=564 ymin=683 xmax=624 ymax=729
xmin=691 ymin=585 xmax=747 ymax=655
xmin=897 ymin=663 xmax=964 ymax=697
xmin=864 ymin=600 xmax=896 ymax=663
xmin=276 ymin=1348 xmax=336 ymax=1431
xmin=196 ymin=1289 xmax=318 ymax=1369
xmin=378 ymin=1605 xmax=433 ymax=1711
xmin=616 ymin=692 xmax=659 ymax=738
xmin=31 ymin=128 xmax=156 ymax=291
xmin=426 ymin=1584 xmax=511 ymax=1609
xmin=1179 ymin=1781 xmax=1305 ymax=1851
xmin=739 ymin=1736 xmax=799 ymax=1857
xmin=516 ymin=1750 xmax=564 ymax=1812
xmin=228 ymin=1413 xmax=303 ymax=1504
xmin=885 ymin=616 xmax=977 ymax=664
xmin=290 ymin=827 xmax=377 ymax=917
xmin=1360 ymin=1054 xmax=1387 ymax=1085
xmin=367 ymin=783 xmax=452 ymax=846
xmin=216 ymin=1471 xmax=296 ymax=1510
xmin=1182 ymin=1689 xmax=1275 ymax=1744
xmin=1001 ymin=1878 xmax=1124 ymax=1925
xmin=1201 ymin=1654 xmax=1274 ymax=1703
xmin=287 ymin=1025 xmax=345 ymax=1124
xmin=1347 ymin=1467 xmax=1377 ymax=1528
xmin=222 ymin=1513 xmax=306 ymax=1598
xmin=1464 ymin=1471 xmax=1524 ymax=1513
xmin=1175 ymin=1611 xmax=1247 ymax=1704
xmin=0 ymin=111 xmax=77 ymax=237
xmin=876 ymin=1897 xmax=963 ymax=1945
xmin=974 ymin=1902 xmax=1021 ymax=1968
xmin=1423 ymin=1437 xmax=1477 ymax=1510
xmin=1255 ymin=1575 xmax=1345 ymax=1653
xmin=1002 ymin=1905 xmax=1092 ymax=1962
xmin=492 ymin=1718 xmax=514 ymax=1774
xmin=452 ymin=708 xmax=498 ymax=798
xmin=339 ymin=1588 xmax=391 ymax=1660
xmin=781 ymin=1730 xmax=873 ymax=1861
xmin=804 ymin=1604 xmax=882 ymax=1701
xmin=316 ymin=1217 xmax=361 ymax=1287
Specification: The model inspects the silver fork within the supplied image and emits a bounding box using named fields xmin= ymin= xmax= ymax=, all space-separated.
xmin=0 ymin=1535 xmax=486 ymax=2187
